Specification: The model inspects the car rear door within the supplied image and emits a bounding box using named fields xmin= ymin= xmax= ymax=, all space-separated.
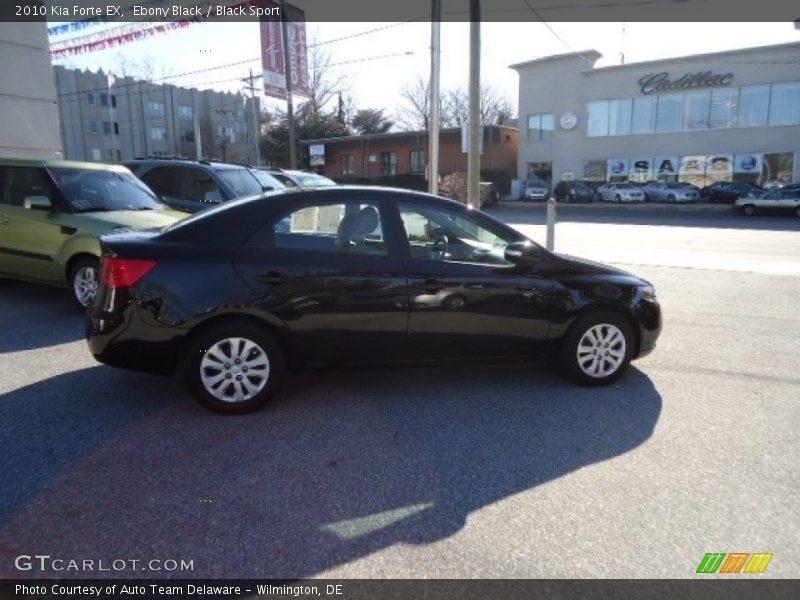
xmin=234 ymin=195 xmax=409 ymax=365
xmin=396 ymin=199 xmax=554 ymax=360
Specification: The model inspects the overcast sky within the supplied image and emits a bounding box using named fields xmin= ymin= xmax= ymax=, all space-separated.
xmin=53 ymin=21 xmax=800 ymax=121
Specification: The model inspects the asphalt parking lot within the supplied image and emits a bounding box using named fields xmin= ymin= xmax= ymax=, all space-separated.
xmin=0 ymin=205 xmax=798 ymax=579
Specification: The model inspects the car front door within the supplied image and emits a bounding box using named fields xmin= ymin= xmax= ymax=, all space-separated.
xmin=0 ymin=166 xmax=63 ymax=282
xmin=235 ymin=196 xmax=409 ymax=365
xmin=396 ymin=200 xmax=554 ymax=360
xmin=779 ymin=190 xmax=800 ymax=212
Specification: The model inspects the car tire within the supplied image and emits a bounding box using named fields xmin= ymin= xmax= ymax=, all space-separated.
xmin=560 ymin=311 xmax=634 ymax=386
xmin=667 ymin=195 xmax=676 ymax=204
xmin=184 ymin=321 xmax=285 ymax=414
xmin=68 ymin=256 xmax=100 ymax=310
xmin=742 ymin=204 xmax=756 ymax=216
xmin=615 ymin=194 xmax=621 ymax=203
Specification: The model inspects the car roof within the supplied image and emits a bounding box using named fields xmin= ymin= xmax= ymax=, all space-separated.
xmin=125 ymin=158 xmax=248 ymax=170
xmin=0 ymin=158 xmax=130 ymax=171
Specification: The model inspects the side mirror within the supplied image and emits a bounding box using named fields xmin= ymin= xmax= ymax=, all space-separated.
xmin=261 ymin=185 xmax=274 ymax=192
xmin=24 ymin=196 xmax=52 ymax=211
xmin=504 ymin=241 xmax=541 ymax=266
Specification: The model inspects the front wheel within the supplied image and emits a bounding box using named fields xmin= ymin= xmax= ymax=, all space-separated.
xmin=742 ymin=204 xmax=756 ymax=216
xmin=184 ymin=322 xmax=285 ymax=414
xmin=794 ymin=206 xmax=800 ymax=218
xmin=560 ymin=312 xmax=634 ymax=386
xmin=68 ymin=256 xmax=99 ymax=309
xmin=615 ymin=194 xmax=622 ymax=203
xmin=667 ymin=195 xmax=676 ymax=204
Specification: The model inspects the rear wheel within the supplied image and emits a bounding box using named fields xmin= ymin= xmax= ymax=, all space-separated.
xmin=794 ymin=206 xmax=800 ymax=218
xmin=667 ymin=194 xmax=676 ymax=204
xmin=184 ymin=322 xmax=285 ymax=414
xmin=615 ymin=194 xmax=622 ymax=203
xmin=742 ymin=204 xmax=756 ymax=216
xmin=68 ymin=256 xmax=99 ymax=309
xmin=560 ymin=311 xmax=634 ymax=386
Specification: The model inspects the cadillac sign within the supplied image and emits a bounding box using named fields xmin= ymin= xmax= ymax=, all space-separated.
xmin=639 ymin=71 xmax=734 ymax=95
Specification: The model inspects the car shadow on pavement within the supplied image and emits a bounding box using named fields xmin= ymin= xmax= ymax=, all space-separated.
xmin=0 ymin=363 xmax=661 ymax=578
xmin=0 ymin=279 xmax=84 ymax=353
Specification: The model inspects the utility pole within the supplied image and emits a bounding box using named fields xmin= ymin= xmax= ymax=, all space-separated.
xmin=467 ymin=0 xmax=481 ymax=208
xmin=280 ymin=0 xmax=297 ymax=168
xmin=241 ymin=68 xmax=262 ymax=166
xmin=428 ymin=0 xmax=441 ymax=195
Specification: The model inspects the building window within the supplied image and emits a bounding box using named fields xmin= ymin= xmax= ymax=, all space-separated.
xmin=655 ymin=94 xmax=683 ymax=132
xmin=527 ymin=112 xmax=554 ymax=141
xmin=111 ymin=95 xmax=117 ymax=108
xmin=608 ymin=99 xmax=632 ymax=136
xmin=178 ymin=105 xmax=194 ymax=119
xmin=738 ymin=85 xmax=769 ymax=127
xmin=586 ymin=101 xmax=609 ymax=137
xmin=148 ymin=101 xmax=166 ymax=116
xmin=180 ymin=129 xmax=195 ymax=143
xmin=100 ymin=93 xmax=108 ymax=107
xmin=102 ymin=121 xmax=111 ymax=135
xmin=631 ymin=96 xmax=657 ymax=134
xmin=89 ymin=120 xmax=98 ymax=134
xmin=341 ymin=154 xmax=355 ymax=176
xmin=683 ymin=91 xmax=710 ymax=130
xmin=709 ymin=88 xmax=738 ymax=129
xmin=410 ymin=150 xmax=426 ymax=174
xmin=763 ymin=152 xmax=795 ymax=186
xmin=380 ymin=151 xmax=397 ymax=176
xmin=91 ymin=148 xmax=101 ymax=161
xmin=113 ymin=122 xmax=119 ymax=135
xmin=150 ymin=126 xmax=167 ymax=141
xmin=87 ymin=93 xmax=95 ymax=105
xmin=768 ymin=82 xmax=800 ymax=126
xmin=583 ymin=159 xmax=606 ymax=182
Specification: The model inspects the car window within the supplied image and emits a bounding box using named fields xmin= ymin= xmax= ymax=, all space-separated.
xmin=271 ymin=173 xmax=296 ymax=188
xmin=49 ymin=167 xmax=162 ymax=212
xmin=290 ymin=172 xmax=336 ymax=186
xmin=398 ymin=202 xmax=519 ymax=266
xmin=176 ymin=167 xmax=225 ymax=204
xmin=250 ymin=169 xmax=284 ymax=190
xmin=140 ymin=166 xmax=179 ymax=198
xmin=0 ymin=167 xmax=56 ymax=207
xmin=273 ymin=201 xmax=386 ymax=257
xmin=215 ymin=168 xmax=262 ymax=198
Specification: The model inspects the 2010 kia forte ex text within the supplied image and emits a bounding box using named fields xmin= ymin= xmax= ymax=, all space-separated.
xmin=86 ymin=187 xmax=662 ymax=414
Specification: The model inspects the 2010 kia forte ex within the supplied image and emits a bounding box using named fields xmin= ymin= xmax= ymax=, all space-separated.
xmin=87 ymin=187 xmax=662 ymax=414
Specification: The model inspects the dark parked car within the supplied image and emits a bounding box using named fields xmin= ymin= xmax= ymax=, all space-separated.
xmin=87 ymin=187 xmax=662 ymax=414
xmin=125 ymin=159 xmax=273 ymax=213
xmin=554 ymin=180 xmax=594 ymax=203
xmin=701 ymin=181 xmax=761 ymax=204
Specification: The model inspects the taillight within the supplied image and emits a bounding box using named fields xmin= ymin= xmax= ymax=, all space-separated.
xmin=100 ymin=257 xmax=157 ymax=288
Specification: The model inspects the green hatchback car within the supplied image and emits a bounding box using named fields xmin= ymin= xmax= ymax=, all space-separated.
xmin=0 ymin=159 xmax=187 ymax=307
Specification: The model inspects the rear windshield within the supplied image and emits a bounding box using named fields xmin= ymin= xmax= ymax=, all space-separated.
xmin=250 ymin=169 xmax=285 ymax=190
xmin=215 ymin=168 xmax=263 ymax=198
xmin=49 ymin=167 xmax=164 ymax=212
xmin=290 ymin=172 xmax=336 ymax=187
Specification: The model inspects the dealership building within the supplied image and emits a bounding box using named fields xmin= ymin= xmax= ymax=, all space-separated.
xmin=512 ymin=42 xmax=800 ymax=189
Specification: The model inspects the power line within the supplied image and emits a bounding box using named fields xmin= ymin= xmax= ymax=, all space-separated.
xmin=521 ymin=0 xmax=597 ymax=66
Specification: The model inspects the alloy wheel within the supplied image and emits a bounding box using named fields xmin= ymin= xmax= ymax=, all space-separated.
xmin=73 ymin=266 xmax=98 ymax=307
xmin=200 ymin=337 xmax=270 ymax=403
xmin=576 ymin=323 xmax=627 ymax=379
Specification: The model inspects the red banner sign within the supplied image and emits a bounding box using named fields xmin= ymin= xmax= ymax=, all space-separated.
xmin=260 ymin=1 xmax=310 ymax=99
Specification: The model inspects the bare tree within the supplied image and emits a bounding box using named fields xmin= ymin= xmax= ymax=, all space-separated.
xmin=395 ymin=75 xmax=430 ymax=131
xmin=303 ymin=42 xmax=348 ymax=117
xmin=112 ymin=52 xmax=170 ymax=82
xmin=442 ymin=85 xmax=515 ymax=127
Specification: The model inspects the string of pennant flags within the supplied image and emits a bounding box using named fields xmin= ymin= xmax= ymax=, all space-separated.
xmin=48 ymin=0 xmax=264 ymax=58
xmin=47 ymin=0 xmax=172 ymax=36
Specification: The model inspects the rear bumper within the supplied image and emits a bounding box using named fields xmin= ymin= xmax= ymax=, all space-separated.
xmin=86 ymin=304 xmax=184 ymax=375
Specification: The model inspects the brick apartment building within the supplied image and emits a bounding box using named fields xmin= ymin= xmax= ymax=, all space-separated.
xmin=301 ymin=125 xmax=519 ymax=191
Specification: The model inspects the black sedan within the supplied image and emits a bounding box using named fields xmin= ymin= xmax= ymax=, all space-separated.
xmin=87 ymin=187 xmax=662 ymax=414
xmin=554 ymin=180 xmax=595 ymax=203
xmin=701 ymin=181 xmax=761 ymax=203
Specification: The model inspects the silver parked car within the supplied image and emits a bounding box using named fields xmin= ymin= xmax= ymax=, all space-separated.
xmin=596 ymin=183 xmax=645 ymax=203
xmin=645 ymin=182 xmax=699 ymax=203
xmin=520 ymin=178 xmax=550 ymax=202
